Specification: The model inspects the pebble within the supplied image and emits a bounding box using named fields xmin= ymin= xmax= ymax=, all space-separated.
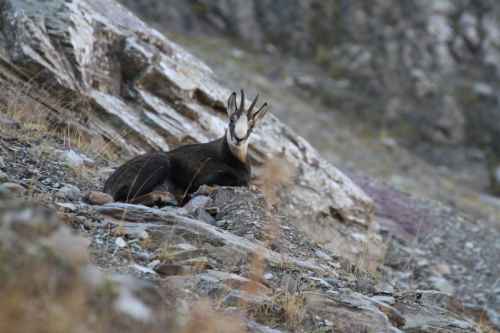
xmin=183 ymin=195 xmax=211 ymax=213
xmin=371 ymin=295 xmax=396 ymax=305
xmin=192 ymin=208 xmax=216 ymax=225
xmin=61 ymin=149 xmax=95 ymax=168
xmin=432 ymin=263 xmax=451 ymax=276
xmin=429 ymin=276 xmax=455 ymax=294
xmin=115 ymin=237 xmax=127 ymax=248
xmin=0 ymin=170 xmax=8 ymax=182
xmin=86 ymin=191 xmax=114 ymax=205
xmin=263 ymin=272 xmax=274 ymax=280
xmin=56 ymin=184 xmax=82 ymax=201
xmin=155 ymin=264 xmax=188 ymax=276
xmin=56 ymin=202 xmax=78 ymax=211
xmin=0 ymin=182 xmax=26 ymax=197
xmin=175 ymin=243 xmax=198 ymax=251
xmin=315 ymin=249 xmax=332 ymax=261
xmin=148 ymin=260 xmax=161 ymax=269
xmin=351 ymin=232 xmax=367 ymax=242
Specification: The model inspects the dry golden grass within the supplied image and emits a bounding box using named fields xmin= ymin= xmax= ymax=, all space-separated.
xmin=177 ymin=300 xmax=246 ymax=333
xmin=0 ymin=79 xmax=120 ymax=163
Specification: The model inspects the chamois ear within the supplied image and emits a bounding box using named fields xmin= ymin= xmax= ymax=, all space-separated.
xmin=250 ymin=102 xmax=269 ymax=126
xmin=227 ymin=92 xmax=238 ymax=117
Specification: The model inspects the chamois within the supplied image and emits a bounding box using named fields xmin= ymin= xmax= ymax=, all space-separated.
xmin=103 ymin=90 xmax=269 ymax=206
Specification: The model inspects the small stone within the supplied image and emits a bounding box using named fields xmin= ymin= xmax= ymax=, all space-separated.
xmin=223 ymin=290 xmax=271 ymax=308
xmin=56 ymin=202 xmax=78 ymax=211
xmin=175 ymin=243 xmax=198 ymax=251
xmin=193 ymin=208 xmax=216 ymax=225
xmin=184 ymin=195 xmax=212 ymax=213
xmin=45 ymin=227 xmax=91 ymax=263
xmin=0 ymin=182 xmax=26 ymax=197
xmin=7 ymin=206 xmax=59 ymax=239
xmin=115 ymin=237 xmax=127 ymax=248
xmin=351 ymin=232 xmax=367 ymax=242
xmin=465 ymin=242 xmax=474 ymax=249
xmin=0 ymin=170 xmax=9 ymax=182
xmin=122 ymin=225 xmax=150 ymax=240
xmin=374 ymin=281 xmax=395 ymax=295
xmin=315 ymin=249 xmax=332 ymax=261
xmin=429 ymin=276 xmax=455 ymax=294
xmin=61 ymin=149 xmax=95 ymax=168
xmin=86 ymin=191 xmax=114 ymax=205
xmin=115 ymin=288 xmax=152 ymax=322
xmin=432 ymin=263 xmax=451 ymax=276
xmin=215 ymin=219 xmax=228 ymax=228
xmin=159 ymin=249 xmax=205 ymax=262
xmin=56 ymin=184 xmax=82 ymax=201
xmin=155 ymin=264 xmax=188 ymax=276
xmin=130 ymin=264 xmax=156 ymax=275
xmin=138 ymin=230 xmax=149 ymax=240
xmin=371 ymin=295 xmax=395 ymax=305
xmin=417 ymin=258 xmax=429 ymax=267
xmin=263 ymin=272 xmax=274 ymax=280
xmin=148 ymin=259 xmax=161 ymax=269
xmin=178 ymin=257 xmax=209 ymax=270
xmin=205 ymin=207 xmax=219 ymax=216
xmin=0 ymin=113 xmax=19 ymax=128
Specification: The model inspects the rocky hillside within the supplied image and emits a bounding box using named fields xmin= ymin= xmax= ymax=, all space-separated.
xmin=0 ymin=0 xmax=499 ymax=332
xmin=121 ymin=0 xmax=500 ymax=194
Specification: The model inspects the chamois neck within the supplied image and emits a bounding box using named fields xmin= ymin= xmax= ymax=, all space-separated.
xmin=225 ymin=130 xmax=248 ymax=164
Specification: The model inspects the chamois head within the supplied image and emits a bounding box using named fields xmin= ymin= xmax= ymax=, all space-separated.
xmin=226 ymin=90 xmax=269 ymax=162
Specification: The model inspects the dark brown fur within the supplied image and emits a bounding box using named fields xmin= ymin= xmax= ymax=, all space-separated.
xmin=103 ymin=137 xmax=250 ymax=205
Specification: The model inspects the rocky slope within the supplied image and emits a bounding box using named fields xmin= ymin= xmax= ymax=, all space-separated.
xmin=0 ymin=0 xmax=498 ymax=332
xmin=120 ymin=0 xmax=500 ymax=192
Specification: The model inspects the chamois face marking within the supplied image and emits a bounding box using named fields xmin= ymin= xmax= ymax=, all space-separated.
xmin=226 ymin=90 xmax=269 ymax=162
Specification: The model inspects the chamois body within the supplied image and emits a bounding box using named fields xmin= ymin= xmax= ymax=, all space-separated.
xmin=103 ymin=90 xmax=268 ymax=206
xmin=103 ymin=137 xmax=250 ymax=203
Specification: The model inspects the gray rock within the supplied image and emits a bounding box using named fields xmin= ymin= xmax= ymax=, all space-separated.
xmin=0 ymin=170 xmax=8 ymax=183
xmin=0 ymin=113 xmax=19 ymax=128
xmin=2 ymin=204 xmax=59 ymax=240
xmin=56 ymin=184 xmax=82 ymax=201
xmin=429 ymin=276 xmax=455 ymax=294
xmin=395 ymin=291 xmax=480 ymax=332
xmin=115 ymin=237 xmax=127 ymax=248
xmin=223 ymin=290 xmax=272 ymax=308
xmin=0 ymin=182 xmax=26 ymax=197
xmin=96 ymin=202 xmax=325 ymax=273
xmin=60 ymin=150 xmax=95 ymax=168
xmin=192 ymin=208 xmax=217 ymax=225
xmin=183 ymin=195 xmax=212 ymax=213
xmin=86 ymin=191 xmax=114 ymax=205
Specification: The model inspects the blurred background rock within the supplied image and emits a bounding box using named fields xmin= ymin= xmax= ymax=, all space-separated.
xmin=119 ymin=0 xmax=500 ymax=200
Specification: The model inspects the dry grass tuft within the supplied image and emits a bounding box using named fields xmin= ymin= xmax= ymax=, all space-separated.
xmin=258 ymin=156 xmax=296 ymax=209
xmin=177 ymin=300 xmax=246 ymax=333
xmin=0 ymin=79 xmax=119 ymax=163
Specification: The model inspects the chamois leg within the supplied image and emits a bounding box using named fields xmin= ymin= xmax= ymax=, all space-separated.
xmin=128 ymin=191 xmax=177 ymax=207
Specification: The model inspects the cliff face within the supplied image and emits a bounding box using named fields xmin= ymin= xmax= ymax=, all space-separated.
xmin=0 ymin=0 xmax=498 ymax=332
